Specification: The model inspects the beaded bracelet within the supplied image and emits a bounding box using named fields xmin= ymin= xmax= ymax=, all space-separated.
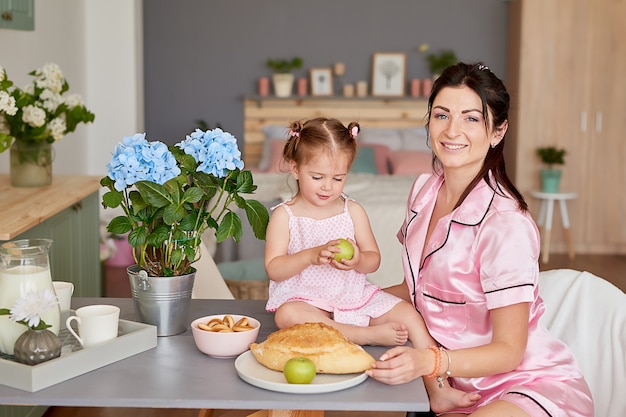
xmin=424 ymin=345 xmax=441 ymax=379
xmin=436 ymin=347 xmax=452 ymax=388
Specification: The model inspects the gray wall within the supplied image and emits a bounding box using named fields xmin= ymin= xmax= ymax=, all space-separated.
xmin=144 ymin=0 xmax=509 ymax=152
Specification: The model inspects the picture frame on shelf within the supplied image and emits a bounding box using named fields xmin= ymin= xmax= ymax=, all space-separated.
xmin=310 ymin=68 xmax=333 ymax=96
xmin=371 ymin=53 xmax=406 ymax=97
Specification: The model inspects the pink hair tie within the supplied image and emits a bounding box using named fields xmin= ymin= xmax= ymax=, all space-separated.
xmin=289 ymin=130 xmax=299 ymax=138
xmin=351 ymin=126 xmax=359 ymax=138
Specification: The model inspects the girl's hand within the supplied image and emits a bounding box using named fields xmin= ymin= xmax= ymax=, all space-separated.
xmin=329 ymin=238 xmax=360 ymax=271
xmin=365 ymin=346 xmax=430 ymax=385
xmin=310 ymin=244 xmax=337 ymax=266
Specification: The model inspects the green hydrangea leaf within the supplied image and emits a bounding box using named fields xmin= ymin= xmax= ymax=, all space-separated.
xmin=107 ymin=216 xmax=132 ymax=234
xmin=216 ymin=211 xmax=242 ymax=243
xmin=244 ymin=199 xmax=269 ymax=240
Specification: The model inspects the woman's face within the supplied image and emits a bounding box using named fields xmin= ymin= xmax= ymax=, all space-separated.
xmin=428 ymin=86 xmax=504 ymax=178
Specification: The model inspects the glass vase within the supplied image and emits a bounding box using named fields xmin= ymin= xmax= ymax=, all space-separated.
xmin=13 ymin=328 xmax=62 ymax=365
xmin=0 ymin=239 xmax=60 ymax=355
xmin=9 ymin=140 xmax=54 ymax=187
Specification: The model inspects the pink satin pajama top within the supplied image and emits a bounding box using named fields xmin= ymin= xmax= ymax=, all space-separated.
xmin=399 ymin=173 xmax=592 ymax=415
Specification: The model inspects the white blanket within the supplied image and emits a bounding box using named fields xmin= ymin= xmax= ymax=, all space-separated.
xmin=539 ymin=269 xmax=626 ymax=417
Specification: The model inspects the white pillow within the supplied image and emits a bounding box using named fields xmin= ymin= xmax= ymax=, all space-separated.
xmin=357 ymin=127 xmax=404 ymax=151
xmin=400 ymin=127 xmax=430 ymax=152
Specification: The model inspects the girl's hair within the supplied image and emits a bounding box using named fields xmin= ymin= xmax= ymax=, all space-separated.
xmin=282 ymin=117 xmax=360 ymax=168
xmin=426 ymin=62 xmax=528 ymax=212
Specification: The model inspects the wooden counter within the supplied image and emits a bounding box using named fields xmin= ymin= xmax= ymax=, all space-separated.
xmin=0 ymin=175 xmax=103 ymax=298
xmin=0 ymin=175 xmax=101 ymax=241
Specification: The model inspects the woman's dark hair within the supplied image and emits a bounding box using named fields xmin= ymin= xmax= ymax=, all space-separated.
xmin=426 ymin=62 xmax=528 ymax=211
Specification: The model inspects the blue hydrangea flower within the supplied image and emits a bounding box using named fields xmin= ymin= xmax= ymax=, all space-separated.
xmin=176 ymin=128 xmax=243 ymax=178
xmin=106 ymin=133 xmax=181 ymax=191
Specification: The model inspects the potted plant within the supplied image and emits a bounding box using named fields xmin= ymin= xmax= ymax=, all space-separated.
xmin=536 ymin=146 xmax=566 ymax=193
xmin=419 ymin=44 xmax=458 ymax=79
xmin=0 ymin=63 xmax=95 ymax=187
xmin=266 ymin=57 xmax=303 ymax=97
xmin=100 ymin=128 xmax=269 ymax=335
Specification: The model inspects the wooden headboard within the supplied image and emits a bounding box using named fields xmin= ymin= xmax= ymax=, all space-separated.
xmin=242 ymin=97 xmax=429 ymax=167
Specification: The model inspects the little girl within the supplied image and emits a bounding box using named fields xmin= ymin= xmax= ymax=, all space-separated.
xmin=264 ymin=117 xmax=478 ymax=412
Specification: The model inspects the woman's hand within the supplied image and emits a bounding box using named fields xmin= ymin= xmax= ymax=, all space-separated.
xmin=366 ymin=346 xmax=432 ymax=385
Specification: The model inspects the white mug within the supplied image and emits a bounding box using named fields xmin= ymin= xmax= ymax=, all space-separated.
xmin=52 ymin=281 xmax=74 ymax=312
xmin=66 ymin=305 xmax=120 ymax=347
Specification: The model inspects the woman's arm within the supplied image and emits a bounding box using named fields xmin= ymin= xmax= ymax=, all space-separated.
xmin=367 ymin=302 xmax=530 ymax=384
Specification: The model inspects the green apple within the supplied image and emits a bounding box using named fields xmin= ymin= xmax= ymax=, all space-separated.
xmin=333 ymin=238 xmax=354 ymax=262
xmin=283 ymin=356 xmax=316 ymax=384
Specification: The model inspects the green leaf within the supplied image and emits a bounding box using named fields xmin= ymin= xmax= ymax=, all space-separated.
xmin=107 ymin=216 xmax=132 ymax=234
xmin=102 ymin=190 xmax=123 ymax=208
xmin=163 ymin=203 xmax=186 ymax=224
xmin=171 ymin=248 xmax=184 ymax=265
xmin=147 ymin=224 xmax=170 ymax=247
xmin=216 ymin=211 xmax=242 ymax=243
xmin=182 ymin=186 xmax=203 ymax=204
xmin=0 ymin=308 xmax=10 ymax=316
xmin=179 ymin=212 xmax=198 ymax=231
xmin=244 ymin=199 xmax=269 ymax=240
xmin=128 ymin=226 xmax=148 ymax=247
xmin=236 ymin=170 xmax=255 ymax=194
xmin=135 ymin=181 xmax=171 ymax=208
xmin=129 ymin=190 xmax=147 ymax=211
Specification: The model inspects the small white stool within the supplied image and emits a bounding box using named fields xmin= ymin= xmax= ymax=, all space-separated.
xmin=530 ymin=191 xmax=577 ymax=263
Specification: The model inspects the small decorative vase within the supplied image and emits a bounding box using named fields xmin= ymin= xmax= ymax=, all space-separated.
xmin=13 ymin=328 xmax=62 ymax=365
xmin=540 ymin=168 xmax=562 ymax=193
xmin=127 ymin=265 xmax=196 ymax=337
xmin=9 ymin=140 xmax=54 ymax=187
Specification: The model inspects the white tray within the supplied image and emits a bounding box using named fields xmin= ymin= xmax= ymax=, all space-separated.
xmin=0 ymin=317 xmax=157 ymax=392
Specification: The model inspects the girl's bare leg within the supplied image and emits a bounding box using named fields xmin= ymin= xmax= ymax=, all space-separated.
xmin=274 ymin=301 xmax=408 ymax=346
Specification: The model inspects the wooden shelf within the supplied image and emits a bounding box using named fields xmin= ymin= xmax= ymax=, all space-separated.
xmin=243 ymin=97 xmax=428 ymax=167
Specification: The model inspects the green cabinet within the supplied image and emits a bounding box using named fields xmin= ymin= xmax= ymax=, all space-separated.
xmin=0 ymin=191 xmax=101 ymax=417
xmin=13 ymin=191 xmax=102 ymax=297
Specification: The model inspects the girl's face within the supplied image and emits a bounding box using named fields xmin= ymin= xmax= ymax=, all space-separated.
xmin=428 ymin=86 xmax=506 ymax=178
xmin=290 ymin=151 xmax=351 ymax=209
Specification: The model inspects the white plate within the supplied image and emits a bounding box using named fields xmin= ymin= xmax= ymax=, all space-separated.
xmin=235 ymin=351 xmax=368 ymax=394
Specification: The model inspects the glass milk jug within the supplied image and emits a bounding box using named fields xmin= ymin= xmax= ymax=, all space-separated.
xmin=0 ymin=238 xmax=60 ymax=355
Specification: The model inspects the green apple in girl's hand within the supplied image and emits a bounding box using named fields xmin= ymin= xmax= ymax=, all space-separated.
xmin=333 ymin=238 xmax=354 ymax=262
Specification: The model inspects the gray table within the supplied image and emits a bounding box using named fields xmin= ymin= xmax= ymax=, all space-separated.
xmin=0 ymin=298 xmax=429 ymax=414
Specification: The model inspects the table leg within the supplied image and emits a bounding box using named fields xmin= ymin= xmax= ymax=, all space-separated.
xmin=248 ymin=411 xmax=324 ymax=417
xmin=559 ymin=199 xmax=575 ymax=260
xmin=541 ymin=199 xmax=555 ymax=264
xmin=198 ymin=409 xmax=214 ymax=417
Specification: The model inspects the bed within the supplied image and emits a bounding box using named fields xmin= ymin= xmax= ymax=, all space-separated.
xmin=216 ymin=125 xmax=434 ymax=290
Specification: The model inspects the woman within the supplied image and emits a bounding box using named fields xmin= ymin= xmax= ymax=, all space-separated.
xmin=366 ymin=63 xmax=593 ymax=417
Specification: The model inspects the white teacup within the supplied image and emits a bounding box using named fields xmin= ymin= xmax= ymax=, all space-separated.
xmin=65 ymin=305 xmax=120 ymax=347
xmin=52 ymin=281 xmax=74 ymax=312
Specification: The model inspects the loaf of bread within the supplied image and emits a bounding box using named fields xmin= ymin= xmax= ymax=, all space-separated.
xmin=249 ymin=322 xmax=375 ymax=374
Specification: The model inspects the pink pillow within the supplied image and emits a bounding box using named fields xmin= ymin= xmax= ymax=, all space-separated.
xmin=362 ymin=143 xmax=391 ymax=175
xmin=389 ymin=150 xmax=432 ymax=175
xmin=268 ymin=139 xmax=289 ymax=173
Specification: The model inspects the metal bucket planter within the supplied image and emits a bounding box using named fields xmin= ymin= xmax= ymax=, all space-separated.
xmin=127 ymin=265 xmax=196 ymax=336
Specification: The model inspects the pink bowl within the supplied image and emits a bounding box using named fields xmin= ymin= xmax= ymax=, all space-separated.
xmin=191 ymin=314 xmax=260 ymax=358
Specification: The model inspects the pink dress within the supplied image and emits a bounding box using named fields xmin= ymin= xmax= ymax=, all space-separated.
xmin=266 ymin=196 xmax=402 ymax=326
xmin=400 ymin=173 xmax=593 ymax=416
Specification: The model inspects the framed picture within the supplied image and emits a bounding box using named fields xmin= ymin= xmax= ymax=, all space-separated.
xmin=310 ymin=68 xmax=333 ymax=96
xmin=371 ymin=53 xmax=406 ymax=97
